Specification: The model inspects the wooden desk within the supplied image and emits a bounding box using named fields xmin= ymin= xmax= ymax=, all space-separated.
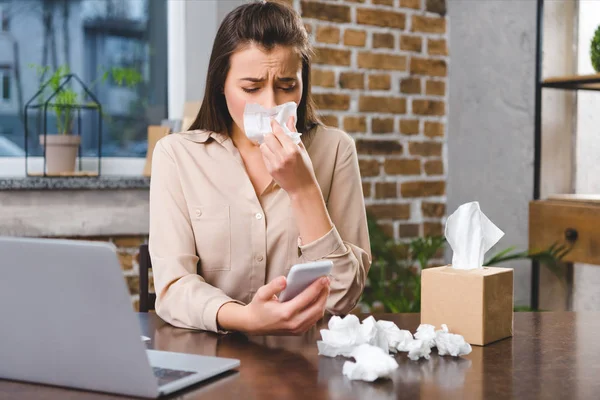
xmin=2 ymin=312 xmax=600 ymax=399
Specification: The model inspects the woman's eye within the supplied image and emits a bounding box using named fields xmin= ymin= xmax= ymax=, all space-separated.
xmin=280 ymin=86 xmax=296 ymax=92
xmin=242 ymin=88 xmax=259 ymax=93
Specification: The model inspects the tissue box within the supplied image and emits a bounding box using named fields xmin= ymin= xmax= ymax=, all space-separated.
xmin=421 ymin=266 xmax=513 ymax=346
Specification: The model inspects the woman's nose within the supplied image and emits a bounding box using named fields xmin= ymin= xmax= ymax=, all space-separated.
xmin=260 ymin=89 xmax=277 ymax=109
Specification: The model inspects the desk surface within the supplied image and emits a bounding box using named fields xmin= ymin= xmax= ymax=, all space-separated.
xmin=2 ymin=312 xmax=600 ymax=399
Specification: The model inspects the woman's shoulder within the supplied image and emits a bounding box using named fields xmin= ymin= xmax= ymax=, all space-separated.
xmin=309 ymin=124 xmax=356 ymax=153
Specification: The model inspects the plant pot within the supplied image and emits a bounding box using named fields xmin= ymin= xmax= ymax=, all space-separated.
xmin=39 ymin=134 xmax=81 ymax=175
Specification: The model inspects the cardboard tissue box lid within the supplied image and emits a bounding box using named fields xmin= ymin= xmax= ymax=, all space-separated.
xmin=421 ymin=265 xmax=514 ymax=346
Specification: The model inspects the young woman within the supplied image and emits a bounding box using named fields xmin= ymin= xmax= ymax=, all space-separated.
xmin=149 ymin=1 xmax=371 ymax=335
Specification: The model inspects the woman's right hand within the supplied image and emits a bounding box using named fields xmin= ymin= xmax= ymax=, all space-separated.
xmin=244 ymin=275 xmax=330 ymax=335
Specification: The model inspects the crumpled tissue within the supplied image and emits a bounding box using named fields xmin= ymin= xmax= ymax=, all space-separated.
xmin=342 ymin=344 xmax=399 ymax=382
xmin=242 ymin=101 xmax=301 ymax=145
xmin=445 ymin=201 xmax=504 ymax=270
xmin=317 ymin=315 xmax=472 ymax=381
xmin=435 ymin=324 xmax=472 ymax=357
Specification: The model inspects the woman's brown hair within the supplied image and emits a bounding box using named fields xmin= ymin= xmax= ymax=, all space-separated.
xmin=188 ymin=1 xmax=320 ymax=138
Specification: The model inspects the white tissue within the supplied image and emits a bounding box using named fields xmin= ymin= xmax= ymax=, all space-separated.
xmin=435 ymin=325 xmax=472 ymax=357
xmin=375 ymin=320 xmax=414 ymax=353
xmin=342 ymin=344 xmax=399 ymax=382
xmin=318 ymin=316 xmax=472 ymax=381
xmin=242 ymin=101 xmax=302 ymax=144
xmin=414 ymin=324 xmax=436 ymax=349
xmin=445 ymin=201 xmax=505 ymax=270
xmin=406 ymin=339 xmax=432 ymax=361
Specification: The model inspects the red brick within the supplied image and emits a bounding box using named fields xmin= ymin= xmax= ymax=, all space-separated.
xmin=367 ymin=204 xmax=411 ymax=220
xmin=359 ymin=159 xmax=380 ymax=177
xmin=422 ymin=202 xmax=446 ymax=218
xmin=426 ymin=80 xmax=446 ymax=96
xmin=373 ymin=33 xmax=395 ymax=49
xmin=400 ymin=35 xmax=422 ymax=52
xmin=301 ymin=2 xmax=351 ymax=23
xmin=314 ymin=93 xmax=350 ymax=110
xmin=412 ymin=99 xmax=445 ymax=115
xmin=424 ymin=160 xmax=444 ymax=175
xmin=316 ymin=25 xmax=341 ymax=44
xmin=373 ymin=0 xmax=394 ymax=5
xmin=426 ymin=0 xmax=447 ymax=16
xmin=410 ymin=58 xmax=447 ymax=77
xmin=372 ymin=118 xmax=394 ymax=133
xmin=400 ymin=77 xmax=421 ymax=94
xmin=359 ymin=96 xmax=406 ymax=113
xmin=375 ymin=182 xmax=398 ymax=199
xmin=369 ymin=74 xmax=392 ymax=90
xmin=357 ymin=8 xmax=406 ymax=29
xmin=344 ymin=29 xmax=367 ymax=47
xmin=356 ymin=140 xmax=403 ymax=155
xmin=358 ymin=52 xmax=407 ymax=71
xmin=339 ymin=72 xmax=365 ymax=89
xmin=428 ymin=38 xmax=448 ymax=56
xmin=423 ymin=222 xmax=443 ymax=236
xmin=344 ymin=116 xmax=367 ymax=133
xmin=424 ymin=121 xmax=444 ymax=137
xmin=400 ymin=119 xmax=419 ymax=135
xmin=409 ymin=141 xmax=442 ymax=157
xmin=400 ymin=0 xmax=421 ymax=9
xmin=399 ymin=223 xmax=420 ymax=238
xmin=384 ymin=159 xmax=421 ymax=175
xmin=314 ymin=47 xmax=351 ymax=66
xmin=319 ymin=114 xmax=339 ymax=127
xmin=377 ymin=222 xmax=395 ymax=238
xmin=411 ymin=15 xmax=446 ymax=34
xmin=400 ymin=181 xmax=445 ymax=197
xmin=311 ymin=69 xmax=335 ymax=88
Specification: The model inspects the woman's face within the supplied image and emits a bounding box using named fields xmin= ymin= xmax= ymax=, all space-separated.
xmin=224 ymin=43 xmax=303 ymax=135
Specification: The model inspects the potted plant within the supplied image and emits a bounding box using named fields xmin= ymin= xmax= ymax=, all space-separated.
xmin=32 ymin=65 xmax=142 ymax=175
xmin=592 ymin=24 xmax=600 ymax=73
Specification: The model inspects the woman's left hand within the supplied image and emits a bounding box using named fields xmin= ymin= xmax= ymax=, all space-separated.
xmin=260 ymin=117 xmax=318 ymax=196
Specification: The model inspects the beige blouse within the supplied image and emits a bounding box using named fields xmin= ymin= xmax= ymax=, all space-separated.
xmin=148 ymin=125 xmax=371 ymax=333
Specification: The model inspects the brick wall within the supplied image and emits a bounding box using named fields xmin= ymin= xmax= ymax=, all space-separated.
xmin=281 ymin=0 xmax=449 ymax=241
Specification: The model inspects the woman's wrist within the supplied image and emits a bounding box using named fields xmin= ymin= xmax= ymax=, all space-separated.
xmin=216 ymin=302 xmax=251 ymax=333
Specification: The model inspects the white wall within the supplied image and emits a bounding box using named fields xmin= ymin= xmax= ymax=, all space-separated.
xmin=167 ymin=0 xmax=248 ymax=120
xmin=447 ymin=0 xmax=537 ymax=306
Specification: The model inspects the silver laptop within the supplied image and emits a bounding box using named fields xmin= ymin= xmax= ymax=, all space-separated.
xmin=0 ymin=236 xmax=240 ymax=398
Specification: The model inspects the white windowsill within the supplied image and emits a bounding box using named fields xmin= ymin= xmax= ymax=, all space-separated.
xmin=0 ymin=157 xmax=146 ymax=177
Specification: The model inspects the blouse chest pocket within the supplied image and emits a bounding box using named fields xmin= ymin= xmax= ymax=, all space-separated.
xmin=190 ymin=204 xmax=231 ymax=271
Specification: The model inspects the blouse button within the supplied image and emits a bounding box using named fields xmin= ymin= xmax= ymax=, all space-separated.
xmin=195 ymin=209 xmax=202 ymax=218
xmin=255 ymin=213 xmax=263 ymax=220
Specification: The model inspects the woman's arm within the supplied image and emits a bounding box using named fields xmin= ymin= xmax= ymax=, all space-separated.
xmin=292 ymin=138 xmax=371 ymax=315
xmin=261 ymin=121 xmax=371 ymax=315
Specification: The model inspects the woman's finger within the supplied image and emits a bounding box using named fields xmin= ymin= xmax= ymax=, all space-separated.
xmin=263 ymin=133 xmax=284 ymax=163
xmin=260 ymin=143 xmax=277 ymax=170
xmin=286 ymin=115 xmax=297 ymax=133
xmin=271 ymin=119 xmax=297 ymax=154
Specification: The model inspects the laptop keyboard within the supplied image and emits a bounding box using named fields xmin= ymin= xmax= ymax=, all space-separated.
xmin=153 ymin=367 xmax=197 ymax=386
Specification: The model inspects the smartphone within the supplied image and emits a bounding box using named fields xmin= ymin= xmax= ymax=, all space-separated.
xmin=278 ymin=260 xmax=333 ymax=302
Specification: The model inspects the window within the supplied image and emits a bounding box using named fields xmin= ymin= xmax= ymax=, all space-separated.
xmin=0 ymin=0 xmax=167 ymax=160
xmin=0 ymin=68 xmax=9 ymax=101
xmin=1 ymin=5 xmax=9 ymax=32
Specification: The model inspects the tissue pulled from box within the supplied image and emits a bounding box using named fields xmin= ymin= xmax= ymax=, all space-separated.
xmin=445 ymin=201 xmax=505 ymax=270
xmin=242 ymin=101 xmax=301 ymax=144
xmin=435 ymin=324 xmax=472 ymax=357
xmin=342 ymin=344 xmax=399 ymax=382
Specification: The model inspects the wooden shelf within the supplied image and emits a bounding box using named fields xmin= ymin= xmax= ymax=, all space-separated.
xmin=542 ymin=73 xmax=600 ymax=91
